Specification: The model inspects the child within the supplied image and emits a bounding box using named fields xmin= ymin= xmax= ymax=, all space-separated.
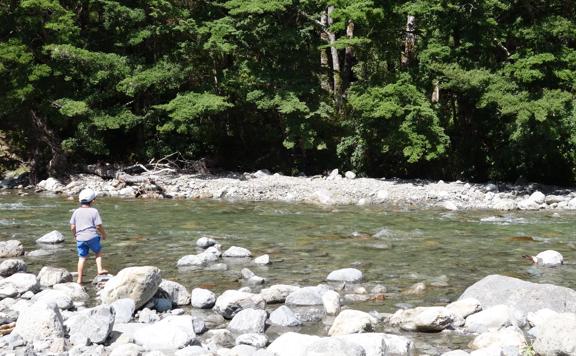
xmin=70 ymin=188 xmax=108 ymax=284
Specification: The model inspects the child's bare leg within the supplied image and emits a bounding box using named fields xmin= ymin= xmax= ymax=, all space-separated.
xmin=95 ymin=252 xmax=107 ymax=274
xmin=77 ymin=257 xmax=86 ymax=283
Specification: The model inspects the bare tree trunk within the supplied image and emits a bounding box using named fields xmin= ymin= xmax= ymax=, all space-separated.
xmin=30 ymin=110 xmax=67 ymax=178
xmin=431 ymin=80 xmax=440 ymax=103
xmin=343 ymin=20 xmax=355 ymax=92
xmin=319 ymin=10 xmax=332 ymax=94
xmin=401 ymin=15 xmax=416 ymax=67
xmin=327 ymin=6 xmax=342 ymax=109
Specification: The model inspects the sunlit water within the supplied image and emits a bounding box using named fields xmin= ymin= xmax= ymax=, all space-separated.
xmin=1 ymin=192 xmax=576 ymax=352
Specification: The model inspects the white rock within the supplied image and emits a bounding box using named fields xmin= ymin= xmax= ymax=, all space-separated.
xmin=285 ymin=286 xmax=327 ymax=306
xmin=465 ymin=305 xmax=524 ymax=333
xmin=65 ymin=305 xmax=115 ymax=344
xmin=305 ymin=337 xmax=365 ymax=356
xmin=267 ymin=332 xmax=319 ymax=356
xmin=0 ymin=240 xmax=25 ymax=258
xmin=13 ymin=301 xmax=65 ymax=343
xmin=313 ymin=189 xmax=333 ymax=205
xmin=158 ymin=279 xmax=191 ymax=306
xmin=111 ymin=298 xmax=136 ymax=323
xmin=223 ymin=246 xmax=252 ymax=258
xmin=236 ymin=333 xmax=268 ymax=348
xmin=99 ymin=266 xmax=162 ymax=309
xmin=53 ymin=282 xmax=90 ymax=305
xmin=326 ymin=268 xmax=363 ymax=283
xmin=228 ymin=308 xmax=267 ymax=334
xmin=0 ymin=259 xmax=27 ymax=277
xmin=328 ymin=309 xmax=377 ymax=336
xmin=197 ymin=237 xmax=217 ymax=248
xmin=517 ymin=198 xmax=540 ymax=210
xmin=31 ymin=289 xmax=73 ymax=310
xmin=390 ymin=306 xmax=455 ymax=332
xmin=322 ymin=290 xmax=341 ymax=315
xmin=532 ymin=312 xmax=576 ymax=355
xmin=110 ymin=343 xmax=143 ymax=356
xmin=213 ymin=290 xmax=266 ymax=319
xmin=470 ymin=325 xmax=526 ymax=352
xmin=260 ymin=284 xmax=300 ymax=303
xmin=441 ymin=201 xmax=459 ymax=211
xmin=254 ymin=254 xmax=270 ymax=265
xmin=134 ymin=323 xmax=194 ymax=350
xmin=36 ymin=230 xmax=64 ymax=244
xmin=37 ymin=266 xmax=72 ymax=287
xmin=191 ymin=288 xmax=216 ymax=309
xmin=532 ymin=250 xmax=563 ymax=266
xmin=529 ymin=191 xmax=546 ymax=204
xmin=0 ymin=272 xmax=39 ymax=297
xmin=345 ymin=171 xmax=356 ymax=179
xmin=269 ymin=305 xmax=301 ymax=327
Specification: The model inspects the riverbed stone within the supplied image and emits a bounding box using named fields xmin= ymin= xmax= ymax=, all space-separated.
xmin=109 ymin=343 xmax=143 ymax=356
xmin=204 ymin=329 xmax=236 ymax=350
xmin=447 ymin=298 xmax=482 ymax=322
xmin=65 ymin=305 xmax=115 ymax=344
xmin=0 ymin=272 xmax=39 ymax=297
xmin=305 ymin=337 xmax=365 ymax=356
xmin=328 ymin=309 xmax=378 ymax=336
xmin=31 ymin=289 xmax=74 ymax=310
xmin=285 ymin=286 xmax=327 ymax=306
xmin=390 ymin=306 xmax=456 ymax=332
xmin=228 ymin=308 xmax=267 ymax=334
xmin=254 ymin=254 xmax=270 ymax=265
xmin=260 ymin=284 xmax=300 ymax=303
xmin=213 ymin=290 xmax=266 ymax=319
xmin=13 ymin=301 xmax=65 ymax=344
xmin=464 ymin=305 xmax=525 ymax=333
xmin=177 ymin=250 xmax=220 ymax=267
xmin=459 ymin=274 xmax=576 ymax=314
xmin=36 ymin=230 xmax=64 ymax=244
xmin=99 ymin=266 xmax=162 ymax=309
xmin=530 ymin=311 xmax=576 ymax=356
xmin=223 ymin=246 xmax=252 ymax=258
xmin=37 ymin=266 xmax=72 ymax=287
xmin=134 ymin=322 xmax=194 ymax=350
xmin=326 ymin=268 xmax=363 ymax=283
xmin=469 ymin=325 xmax=526 ymax=352
xmin=236 ymin=333 xmax=269 ymax=348
xmin=51 ymin=282 xmax=89 ymax=306
xmin=197 ymin=236 xmax=217 ymax=248
xmin=0 ymin=259 xmax=27 ymax=277
xmin=532 ymin=250 xmax=563 ymax=266
xmin=267 ymin=332 xmax=320 ymax=356
xmin=111 ymin=298 xmax=136 ymax=323
xmin=322 ymin=290 xmax=341 ymax=315
xmin=157 ymin=279 xmax=191 ymax=306
xmin=336 ymin=333 xmax=414 ymax=356
xmin=191 ymin=288 xmax=216 ymax=309
xmin=269 ymin=305 xmax=301 ymax=327
xmin=0 ymin=240 xmax=24 ymax=258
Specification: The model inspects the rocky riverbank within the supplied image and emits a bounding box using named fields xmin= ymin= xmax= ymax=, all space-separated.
xmin=5 ymin=167 xmax=576 ymax=210
xmin=1 ymin=234 xmax=575 ymax=355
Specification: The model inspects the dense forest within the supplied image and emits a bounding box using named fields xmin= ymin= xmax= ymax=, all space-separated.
xmin=1 ymin=0 xmax=575 ymax=185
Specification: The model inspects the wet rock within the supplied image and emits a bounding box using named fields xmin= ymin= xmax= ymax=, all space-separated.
xmin=110 ymin=298 xmax=135 ymax=323
xmin=37 ymin=266 xmax=72 ymax=287
xmin=267 ymin=332 xmax=320 ymax=356
xmin=35 ymin=230 xmax=64 ymax=244
xmin=157 ymin=279 xmax=191 ymax=306
xmin=260 ymin=284 xmax=300 ymax=304
xmin=191 ymin=288 xmax=216 ymax=309
xmin=197 ymin=236 xmax=217 ymax=248
xmin=223 ymin=246 xmax=252 ymax=258
xmin=269 ymin=305 xmax=302 ymax=327
xmin=213 ymin=290 xmax=266 ymax=319
xmin=305 ymin=337 xmax=365 ymax=356
xmin=0 ymin=259 xmax=27 ymax=277
xmin=464 ymin=305 xmax=525 ymax=333
xmin=228 ymin=308 xmax=267 ymax=334
xmin=13 ymin=301 xmax=65 ymax=344
xmin=0 ymin=240 xmax=24 ymax=258
xmin=326 ymin=268 xmax=363 ymax=283
xmin=65 ymin=305 xmax=115 ymax=344
xmin=390 ymin=306 xmax=456 ymax=332
xmin=99 ymin=266 xmax=162 ymax=309
xmin=31 ymin=289 xmax=73 ymax=310
xmin=328 ymin=309 xmax=378 ymax=336
xmin=254 ymin=254 xmax=270 ymax=265
xmin=236 ymin=333 xmax=268 ymax=348
xmin=322 ymin=290 xmax=341 ymax=315
xmin=459 ymin=274 xmax=576 ymax=314
xmin=469 ymin=325 xmax=526 ymax=353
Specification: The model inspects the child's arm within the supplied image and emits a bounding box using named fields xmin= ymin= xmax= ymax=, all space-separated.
xmin=70 ymin=224 xmax=76 ymax=239
xmin=96 ymin=225 xmax=107 ymax=240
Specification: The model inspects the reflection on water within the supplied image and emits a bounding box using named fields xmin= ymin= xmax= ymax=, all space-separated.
xmin=1 ymin=192 xmax=576 ymax=345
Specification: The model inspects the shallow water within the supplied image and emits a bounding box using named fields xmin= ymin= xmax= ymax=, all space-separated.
xmin=2 ymin=192 xmax=576 ymax=351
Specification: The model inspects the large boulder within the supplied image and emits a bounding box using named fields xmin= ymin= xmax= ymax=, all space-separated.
xmin=0 ymin=240 xmax=24 ymax=258
xmin=326 ymin=268 xmax=363 ymax=283
xmin=36 ymin=230 xmax=65 ymax=244
xmin=13 ymin=301 xmax=65 ymax=343
xmin=65 ymin=305 xmax=115 ymax=344
xmin=99 ymin=266 xmax=162 ymax=309
xmin=228 ymin=308 xmax=267 ymax=334
xmin=459 ymin=275 xmax=576 ymax=314
xmin=328 ymin=309 xmax=378 ymax=336
xmin=0 ymin=259 xmax=27 ymax=277
xmin=0 ymin=272 xmax=39 ymax=298
xmin=157 ymin=279 xmax=190 ymax=306
xmin=37 ymin=266 xmax=73 ymax=287
xmin=213 ymin=290 xmax=266 ymax=319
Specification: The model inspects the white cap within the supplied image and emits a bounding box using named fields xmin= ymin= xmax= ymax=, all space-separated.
xmin=78 ymin=188 xmax=96 ymax=203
